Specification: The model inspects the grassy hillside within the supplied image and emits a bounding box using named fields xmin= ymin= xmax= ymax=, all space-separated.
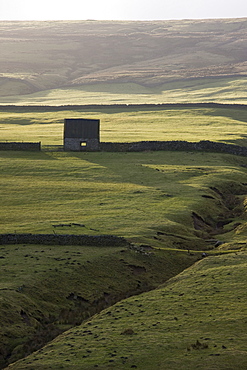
xmin=0 ymin=149 xmax=246 ymax=246
xmin=0 ymin=19 xmax=246 ymax=104
xmin=0 ymin=105 xmax=247 ymax=145
xmin=7 ymin=251 xmax=247 ymax=369
xmin=0 ymin=105 xmax=246 ymax=245
xmin=0 ymin=242 xmax=199 ymax=368
xmin=1 ymin=145 xmax=246 ymax=367
xmin=0 ymin=105 xmax=246 ymax=368
xmin=0 ymin=17 xmax=246 ymax=369
xmin=0 ymin=78 xmax=247 ymax=105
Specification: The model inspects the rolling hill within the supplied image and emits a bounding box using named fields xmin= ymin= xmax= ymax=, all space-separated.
xmin=0 ymin=18 xmax=247 ymax=369
xmin=0 ymin=18 xmax=246 ymax=102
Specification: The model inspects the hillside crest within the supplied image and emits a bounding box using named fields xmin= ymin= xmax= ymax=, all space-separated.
xmin=0 ymin=18 xmax=247 ymax=96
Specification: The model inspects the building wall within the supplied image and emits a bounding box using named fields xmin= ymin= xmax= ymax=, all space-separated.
xmin=64 ymin=118 xmax=100 ymax=151
xmin=64 ymin=137 xmax=100 ymax=151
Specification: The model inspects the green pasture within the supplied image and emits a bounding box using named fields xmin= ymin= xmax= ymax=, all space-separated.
xmin=0 ymin=18 xmax=247 ymax=369
xmin=0 ymin=149 xmax=246 ymax=249
xmin=0 ymin=105 xmax=247 ymax=368
xmin=0 ymin=244 xmax=122 ymax=290
xmin=0 ymin=105 xmax=247 ymax=146
xmin=8 ymin=251 xmax=247 ymax=370
xmin=0 ymin=78 xmax=246 ymax=106
xmin=0 ymin=240 xmax=199 ymax=367
xmin=0 ymin=105 xmax=246 ymax=246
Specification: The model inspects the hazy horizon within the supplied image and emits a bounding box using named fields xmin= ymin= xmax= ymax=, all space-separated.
xmin=0 ymin=0 xmax=246 ymax=21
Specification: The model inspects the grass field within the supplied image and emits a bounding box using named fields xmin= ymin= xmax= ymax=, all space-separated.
xmin=7 ymin=251 xmax=247 ymax=370
xmin=0 ymin=104 xmax=246 ymax=245
xmin=0 ymin=78 xmax=246 ymax=106
xmin=0 ymin=105 xmax=247 ymax=145
xmin=0 ymin=105 xmax=246 ymax=247
xmin=0 ymin=242 xmax=200 ymax=367
xmin=0 ymin=105 xmax=246 ymax=368
xmin=0 ymin=150 xmax=246 ymax=248
xmin=1 ymin=17 xmax=247 ymax=370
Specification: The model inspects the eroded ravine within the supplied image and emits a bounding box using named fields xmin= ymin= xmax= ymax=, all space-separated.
xmin=2 ymin=181 xmax=247 ymax=369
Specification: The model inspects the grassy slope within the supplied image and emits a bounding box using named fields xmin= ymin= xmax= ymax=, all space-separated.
xmin=0 ymin=105 xmax=247 ymax=145
xmin=0 ymin=150 xmax=246 ymax=248
xmin=0 ymin=78 xmax=246 ymax=105
xmin=0 ymin=19 xmax=246 ymax=104
xmin=7 ymin=251 xmax=247 ymax=370
xmin=0 ymin=149 xmax=247 ymax=368
xmin=0 ymin=17 xmax=247 ymax=369
xmin=0 ymin=106 xmax=246 ymax=246
xmin=0 ymin=106 xmax=246 ymax=368
xmin=0 ymin=243 xmax=199 ymax=367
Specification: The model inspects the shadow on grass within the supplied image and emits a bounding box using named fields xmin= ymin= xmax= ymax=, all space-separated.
xmin=204 ymin=106 xmax=247 ymax=124
xmin=222 ymin=134 xmax=247 ymax=147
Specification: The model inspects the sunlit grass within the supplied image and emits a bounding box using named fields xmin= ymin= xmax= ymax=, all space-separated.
xmin=0 ymin=105 xmax=246 ymax=369
xmin=0 ymin=78 xmax=246 ymax=105
xmin=0 ymin=106 xmax=246 ymax=247
xmin=0 ymin=244 xmax=122 ymax=290
xmin=0 ymin=150 xmax=246 ymax=250
xmin=0 ymin=105 xmax=246 ymax=146
xmin=8 ymin=251 xmax=247 ymax=370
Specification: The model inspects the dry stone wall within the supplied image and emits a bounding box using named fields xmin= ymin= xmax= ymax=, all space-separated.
xmin=0 ymin=142 xmax=41 ymax=151
xmin=99 ymin=140 xmax=247 ymax=156
xmin=0 ymin=233 xmax=128 ymax=247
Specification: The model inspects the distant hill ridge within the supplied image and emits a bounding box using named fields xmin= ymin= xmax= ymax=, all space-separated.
xmin=0 ymin=18 xmax=246 ymax=96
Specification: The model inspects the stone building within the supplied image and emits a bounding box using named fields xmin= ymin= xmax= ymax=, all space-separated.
xmin=64 ymin=118 xmax=100 ymax=151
